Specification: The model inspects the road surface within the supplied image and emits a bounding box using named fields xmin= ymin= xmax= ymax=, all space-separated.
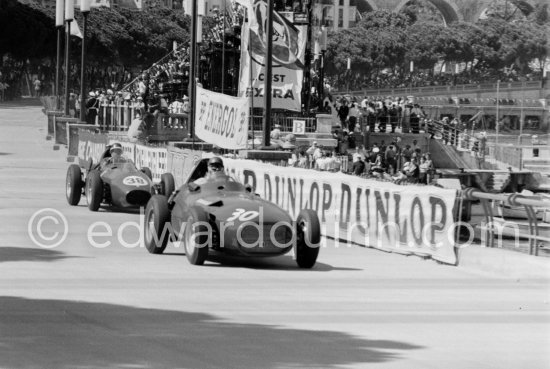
xmin=1 ymin=103 xmax=549 ymax=369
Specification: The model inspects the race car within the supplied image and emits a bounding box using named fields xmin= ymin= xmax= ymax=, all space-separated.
xmin=143 ymin=157 xmax=321 ymax=268
xmin=65 ymin=143 xmax=174 ymax=211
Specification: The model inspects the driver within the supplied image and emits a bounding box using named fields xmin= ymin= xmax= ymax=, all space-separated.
xmin=194 ymin=157 xmax=224 ymax=185
xmin=100 ymin=143 xmax=127 ymax=170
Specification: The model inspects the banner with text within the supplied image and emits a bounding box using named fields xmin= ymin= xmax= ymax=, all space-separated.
xmin=195 ymin=86 xmax=250 ymax=150
xmin=222 ymin=158 xmax=459 ymax=265
xmin=167 ymin=147 xmax=204 ymax=188
xmin=238 ymin=0 xmax=307 ymax=112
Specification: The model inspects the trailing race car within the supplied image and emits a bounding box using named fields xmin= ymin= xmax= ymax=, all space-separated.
xmin=65 ymin=143 xmax=174 ymax=211
xmin=143 ymin=157 xmax=321 ymax=268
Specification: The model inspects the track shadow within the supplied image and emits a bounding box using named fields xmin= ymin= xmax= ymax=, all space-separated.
xmin=0 ymin=247 xmax=72 ymax=263
xmin=162 ymin=251 xmax=362 ymax=271
xmin=0 ymin=152 xmax=12 ymax=156
xmin=0 ymin=296 xmax=421 ymax=369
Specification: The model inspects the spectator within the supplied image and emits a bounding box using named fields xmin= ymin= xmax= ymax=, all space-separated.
xmin=271 ymin=124 xmax=282 ymax=140
xmin=348 ymin=102 xmax=361 ymax=132
xmin=405 ymin=157 xmax=420 ymax=182
xmin=337 ymin=99 xmax=349 ymax=128
xmin=33 ymin=78 xmax=41 ymax=97
xmin=127 ymin=113 xmax=144 ymax=142
xmin=385 ymin=144 xmax=397 ymax=175
xmin=85 ymin=91 xmax=99 ymax=125
xmin=352 ymin=155 xmax=365 ymax=176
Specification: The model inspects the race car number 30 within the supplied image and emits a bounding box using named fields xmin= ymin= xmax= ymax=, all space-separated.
xmin=123 ymin=176 xmax=148 ymax=186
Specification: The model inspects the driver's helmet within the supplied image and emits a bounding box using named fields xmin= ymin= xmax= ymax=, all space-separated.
xmin=208 ymin=156 xmax=224 ymax=172
xmin=110 ymin=143 xmax=123 ymax=156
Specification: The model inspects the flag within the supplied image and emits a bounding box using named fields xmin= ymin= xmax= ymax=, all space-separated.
xmin=68 ymin=21 xmax=83 ymax=39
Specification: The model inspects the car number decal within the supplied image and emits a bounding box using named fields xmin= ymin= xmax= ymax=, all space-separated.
xmin=227 ymin=208 xmax=259 ymax=222
xmin=123 ymin=176 xmax=148 ymax=186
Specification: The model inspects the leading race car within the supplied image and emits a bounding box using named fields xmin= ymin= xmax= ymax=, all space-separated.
xmin=65 ymin=143 xmax=174 ymax=211
xmin=143 ymin=157 xmax=321 ymax=268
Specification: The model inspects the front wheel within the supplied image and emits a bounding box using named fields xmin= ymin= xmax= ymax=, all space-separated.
xmin=66 ymin=164 xmax=83 ymax=205
xmin=295 ymin=209 xmax=321 ymax=269
xmin=160 ymin=173 xmax=175 ymax=197
xmin=183 ymin=206 xmax=210 ymax=265
xmin=86 ymin=170 xmax=103 ymax=211
xmin=144 ymin=195 xmax=171 ymax=254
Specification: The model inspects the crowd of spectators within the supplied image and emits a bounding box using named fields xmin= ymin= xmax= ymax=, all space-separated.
xmin=326 ymin=68 xmax=544 ymax=92
xmin=281 ymin=135 xmax=436 ymax=185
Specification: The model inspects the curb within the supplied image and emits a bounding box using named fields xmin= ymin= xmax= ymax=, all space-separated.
xmin=458 ymin=244 xmax=550 ymax=279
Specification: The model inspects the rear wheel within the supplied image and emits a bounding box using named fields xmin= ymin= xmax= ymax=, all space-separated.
xmin=184 ymin=206 xmax=210 ymax=265
xmin=86 ymin=170 xmax=103 ymax=211
xmin=66 ymin=164 xmax=83 ymax=205
xmin=295 ymin=209 xmax=321 ymax=269
xmin=160 ymin=173 xmax=175 ymax=196
xmin=144 ymin=195 xmax=171 ymax=254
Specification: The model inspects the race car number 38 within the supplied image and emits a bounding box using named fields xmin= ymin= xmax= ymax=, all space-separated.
xmin=123 ymin=176 xmax=148 ymax=186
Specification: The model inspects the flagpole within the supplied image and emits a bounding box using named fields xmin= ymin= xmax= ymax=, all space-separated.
xmin=262 ymin=0 xmax=274 ymax=148
xmin=64 ymin=0 xmax=74 ymax=116
xmin=55 ymin=27 xmax=63 ymax=108
xmin=188 ymin=0 xmax=198 ymax=142
xmin=64 ymin=19 xmax=72 ymax=116
xmin=495 ymin=79 xmax=500 ymax=144
xmin=249 ymin=21 xmax=254 ymax=150
xmin=221 ymin=0 xmax=226 ymax=94
xmin=80 ymin=0 xmax=90 ymax=122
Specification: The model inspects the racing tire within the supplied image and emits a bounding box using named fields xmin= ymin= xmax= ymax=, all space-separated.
xmin=160 ymin=173 xmax=175 ymax=197
xmin=144 ymin=195 xmax=171 ymax=254
xmin=86 ymin=170 xmax=103 ymax=211
xmin=183 ymin=206 xmax=210 ymax=265
xmin=295 ymin=209 xmax=321 ymax=269
xmin=141 ymin=167 xmax=153 ymax=180
xmin=66 ymin=164 xmax=83 ymax=206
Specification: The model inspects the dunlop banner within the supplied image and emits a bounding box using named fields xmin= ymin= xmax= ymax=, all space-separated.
xmin=195 ymin=86 xmax=249 ymax=150
xmin=237 ymin=0 xmax=307 ymax=111
xmin=222 ymin=158 xmax=459 ymax=264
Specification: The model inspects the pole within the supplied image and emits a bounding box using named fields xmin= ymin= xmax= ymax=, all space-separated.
xmin=249 ymin=24 xmax=255 ymax=150
xmin=262 ymin=0 xmax=274 ymax=148
xmin=495 ymin=79 xmax=500 ymax=144
xmin=80 ymin=11 xmax=89 ymax=122
xmin=188 ymin=0 xmax=198 ymax=141
xmin=64 ymin=19 xmax=72 ymax=116
xmin=304 ymin=0 xmax=313 ymax=113
xmin=519 ymin=88 xmax=525 ymax=141
xmin=221 ymin=0 xmax=226 ymax=94
xmin=55 ymin=26 xmax=63 ymax=108
xmin=318 ymin=51 xmax=324 ymax=110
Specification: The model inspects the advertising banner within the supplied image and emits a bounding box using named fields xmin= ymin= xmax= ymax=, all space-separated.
xmin=221 ymin=158 xmax=459 ymax=264
xmin=238 ymin=0 xmax=307 ymax=111
xmin=166 ymin=147 xmax=204 ymax=188
xmin=77 ymin=130 xmax=108 ymax=167
xmin=134 ymin=146 xmax=168 ymax=182
xmin=195 ymin=86 xmax=250 ymax=150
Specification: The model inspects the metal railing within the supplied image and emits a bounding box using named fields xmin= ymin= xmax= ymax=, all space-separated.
xmin=462 ymin=188 xmax=550 ymax=256
xmin=338 ymin=79 xmax=546 ymax=97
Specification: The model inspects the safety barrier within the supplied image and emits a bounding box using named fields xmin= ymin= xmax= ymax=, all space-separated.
xmin=462 ymin=188 xmax=550 ymax=256
xmin=69 ymin=126 xmax=550 ymax=262
xmin=46 ymin=110 xmax=64 ymax=139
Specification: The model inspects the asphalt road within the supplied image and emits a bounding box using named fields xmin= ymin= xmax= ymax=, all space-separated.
xmin=1 ymin=104 xmax=549 ymax=369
